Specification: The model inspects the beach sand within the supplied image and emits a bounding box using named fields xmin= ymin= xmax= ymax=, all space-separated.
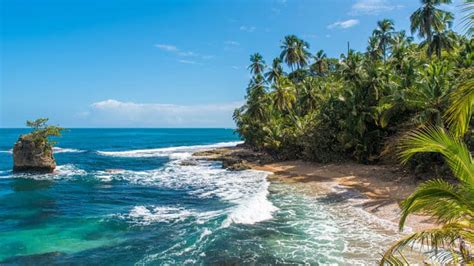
xmin=193 ymin=146 xmax=436 ymax=232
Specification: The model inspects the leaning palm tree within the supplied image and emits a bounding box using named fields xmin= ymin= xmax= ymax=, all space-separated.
xmin=410 ymin=0 xmax=453 ymax=43
xmin=248 ymin=53 xmax=266 ymax=76
xmin=280 ymin=35 xmax=310 ymax=71
xmin=373 ymin=19 xmax=395 ymax=61
xmin=381 ymin=126 xmax=474 ymax=264
xmin=265 ymin=57 xmax=284 ymax=84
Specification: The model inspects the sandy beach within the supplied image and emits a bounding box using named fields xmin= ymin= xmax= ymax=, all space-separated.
xmin=194 ymin=146 xmax=437 ymax=232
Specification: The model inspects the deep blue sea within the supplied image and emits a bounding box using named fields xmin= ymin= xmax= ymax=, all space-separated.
xmin=0 ymin=128 xmax=401 ymax=265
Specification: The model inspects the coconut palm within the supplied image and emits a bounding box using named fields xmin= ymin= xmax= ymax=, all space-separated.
xmin=381 ymin=126 xmax=474 ymax=264
xmin=373 ymin=19 xmax=395 ymax=61
xmin=265 ymin=57 xmax=285 ymax=84
xmin=367 ymin=35 xmax=382 ymax=61
xmin=280 ymin=35 xmax=310 ymax=70
xmin=248 ymin=53 xmax=266 ymax=76
xmin=421 ymin=12 xmax=456 ymax=58
xmin=410 ymin=0 xmax=453 ymax=43
xmin=311 ymin=50 xmax=328 ymax=76
xmin=271 ymin=76 xmax=296 ymax=112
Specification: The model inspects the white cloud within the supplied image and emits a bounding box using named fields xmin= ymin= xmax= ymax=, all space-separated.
xmin=327 ymin=19 xmax=360 ymax=29
xmin=155 ymin=44 xmax=179 ymax=52
xmin=239 ymin=26 xmax=256 ymax=32
xmin=350 ymin=0 xmax=403 ymax=15
xmin=154 ymin=43 xmax=212 ymax=62
xmin=225 ymin=41 xmax=240 ymax=46
xmin=178 ymin=59 xmax=198 ymax=65
xmin=88 ymin=99 xmax=242 ymax=127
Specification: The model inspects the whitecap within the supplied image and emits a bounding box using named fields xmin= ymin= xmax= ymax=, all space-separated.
xmin=9 ymin=164 xmax=87 ymax=180
xmin=0 ymin=147 xmax=84 ymax=154
xmin=222 ymin=179 xmax=278 ymax=227
xmin=126 ymin=206 xmax=195 ymax=225
xmin=53 ymin=147 xmax=86 ymax=153
xmin=96 ymin=141 xmax=242 ymax=159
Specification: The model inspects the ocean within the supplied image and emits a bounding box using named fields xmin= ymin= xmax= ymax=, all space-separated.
xmin=0 ymin=128 xmax=400 ymax=264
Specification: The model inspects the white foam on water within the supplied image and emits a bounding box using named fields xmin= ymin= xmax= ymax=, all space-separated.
xmin=107 ymin=159 xmax=277 ymax=227
xmin=7 ymin=164 xmax=87 ymax=180
xmin=53 ymin=147 xmax=86 ymax=153
xmin=126 ymin=206 xmax=195 ymax=225
xmin=0 ymin=147 xmax=85 ymax=154
xmin=96 ymin=141 xmax=243 ymax=158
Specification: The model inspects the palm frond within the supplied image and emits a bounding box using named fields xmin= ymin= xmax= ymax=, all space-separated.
xmin=380 ymin=223 xmax=473 ymax=265
xmin=445 ymin=78 xmax=474 ymax=137
xmin=398 ymin=179 xmax=474 ymax=229
xmin=399 ymin=126 xmax=474 ymax=184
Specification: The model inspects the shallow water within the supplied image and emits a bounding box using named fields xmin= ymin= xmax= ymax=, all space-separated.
xmin=0 ymin=128 xmax=401 ymax=264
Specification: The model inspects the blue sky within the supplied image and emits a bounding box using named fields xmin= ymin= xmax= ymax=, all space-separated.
xmin=1 ymin=0 xmax=464 ymax=128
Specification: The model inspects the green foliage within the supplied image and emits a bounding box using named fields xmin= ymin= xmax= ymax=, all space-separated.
xmin=24 ymin=118 xmax=64 ymax=148
xmin=234 ymin=0 xmax=471 ymax=166
xmin=381 ymin=126 xmax=474 ymax=264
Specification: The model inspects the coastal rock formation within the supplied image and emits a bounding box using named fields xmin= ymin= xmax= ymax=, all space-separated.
xmin=13 ymin=135 xmax=56 ymax=172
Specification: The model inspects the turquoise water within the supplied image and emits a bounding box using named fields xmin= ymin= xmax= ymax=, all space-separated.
xmin=0 ymin=129 xmax=401 ymax=264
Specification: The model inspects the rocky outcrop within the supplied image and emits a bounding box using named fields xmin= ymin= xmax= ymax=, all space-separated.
xmin=193 ymin=146 xmax=275 ymax=171
xmin=12 ymin=135 xmax=56 ymax=173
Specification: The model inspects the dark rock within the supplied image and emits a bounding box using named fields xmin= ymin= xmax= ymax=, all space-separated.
xmin=179 ymin=160 xmax=199 ymax=166
xmin=221 ymin=158 xmax=250 ymax=171
xmin=12 ymin=135 xmax=56 ymax=173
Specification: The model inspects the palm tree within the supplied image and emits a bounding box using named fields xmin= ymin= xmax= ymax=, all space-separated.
xmin=271 ymin=76 xmax=296 ymax=112
xmin=280 ymin=35 xmax=310 ymax=70
xmin=367 ymin=35 xmax=382 ymax=61
xmin=420 ymin=12 xmax=456 ymax=58
xmin=248 ymin=53 xmax=265 ymax=76
xmin=373 ymin=19 xmax=395 ymax=61
xmin=265 ymin=57 xmax=284 ymax=84
xmin=311 ymin=50 xmax=328 ymax=76
xmin=381 ymin=126 xmax=474 ymax=264
xmin=410 ymin=0 xmax=453 ymax=43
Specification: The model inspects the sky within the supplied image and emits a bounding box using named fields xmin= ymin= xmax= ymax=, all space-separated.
xmin=0 ymin=0 xmax=465 ymax=128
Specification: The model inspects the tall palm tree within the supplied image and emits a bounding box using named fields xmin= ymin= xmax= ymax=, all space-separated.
xmin=421 ymin=12 xmax=456 ymax=58
xmin=373 ymin=19 xmax=395 ymax=61
xmin=248 ymin=53 xmax=266 ymax=76
xmin=311 ymin=50 xmax=328 ymax=76
xmin=381 ymin=126 xmax=474 ymax=264
xmin=410 ymin=0 xmax=453 ymax=43
xmin=265 ymin=57 xmax=284 ymax=84
xmin=280 ymin=35 xmax=310 ymax=71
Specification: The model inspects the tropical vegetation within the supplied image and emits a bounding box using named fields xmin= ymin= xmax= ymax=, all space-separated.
xmin=24 ymin=118 xmax=64 ymax=148
xmin=233 ymin=0 xmax=473 ymax=263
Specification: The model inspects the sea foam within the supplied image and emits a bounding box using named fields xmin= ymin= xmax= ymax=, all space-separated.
xmin=96 ymin=141 xmax=243 ymax=158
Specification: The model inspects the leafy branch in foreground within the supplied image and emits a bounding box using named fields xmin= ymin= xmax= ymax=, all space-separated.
xmin=381 ymin=126 xmax=474 ymax=264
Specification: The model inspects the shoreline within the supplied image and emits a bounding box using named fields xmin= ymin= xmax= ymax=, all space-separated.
xmin=193 ymin=146 xmax=436 ymax=232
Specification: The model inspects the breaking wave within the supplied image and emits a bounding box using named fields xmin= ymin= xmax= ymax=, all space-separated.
xmin=96 ymin=141 xmax=243 ymax=158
